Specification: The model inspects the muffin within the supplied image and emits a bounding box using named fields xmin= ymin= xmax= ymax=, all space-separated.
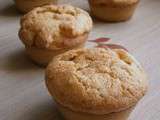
xmin=45 ymin=48 xmax=148 ymax=120
xmin=19 ymin=5 xmax=93 ymax=66
xmin=14 ymin=0 xmax=58 ymax=13
xmin=88 ymin=0 xmax=139 ymax=22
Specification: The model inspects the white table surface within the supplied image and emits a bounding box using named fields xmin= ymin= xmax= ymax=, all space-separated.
xmin=0 ymin=0 xmax=160 ymax=120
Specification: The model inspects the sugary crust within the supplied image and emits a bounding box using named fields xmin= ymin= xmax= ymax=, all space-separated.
xmin=19 ymin=5 xmax=92 ymax=49
xmin=46 ymin=48 xmax=148 ymax=114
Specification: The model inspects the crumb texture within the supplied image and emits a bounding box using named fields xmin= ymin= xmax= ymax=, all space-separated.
xmin=46 ymin=48 xmax=148 ymax=114
xmin=19 ymin=5 xmax=92 ymax=49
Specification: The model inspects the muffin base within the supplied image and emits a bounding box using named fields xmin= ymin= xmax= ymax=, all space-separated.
xmin=25 ymin=33 xmax=88 ymax=66
xmin=14 ymin=0 xmax=58 ymax=13
xmin=26 ymin=43 xmax=84 ymax=67
xmin=58 ymin=104 xmax=134 ymax=120
xmin=89 ymin=2 xmax=139 ymax=22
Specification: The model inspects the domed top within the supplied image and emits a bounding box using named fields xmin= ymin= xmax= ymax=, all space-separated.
xmin=19 ymin=4 xmax=92 ymax=49
xmin=46 ymin=48 xmax=148 ymax=114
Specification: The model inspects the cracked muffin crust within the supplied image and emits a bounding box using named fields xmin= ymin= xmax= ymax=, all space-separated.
xmin=46 ymin=48 xmax=148 ymax=114
xmin=18 ymin=5 xmax=92 ymax=66
xmin=88 ymin=0 xmax=139 ymax=22
xmin=19 ymin=4 xmax=92 ymax=49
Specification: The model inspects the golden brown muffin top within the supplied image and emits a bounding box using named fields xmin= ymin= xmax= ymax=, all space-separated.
xmin=46 ymin=48 xmax=148 ymax=114
xmin=19 ymin=5 xmax=92 ymax=49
